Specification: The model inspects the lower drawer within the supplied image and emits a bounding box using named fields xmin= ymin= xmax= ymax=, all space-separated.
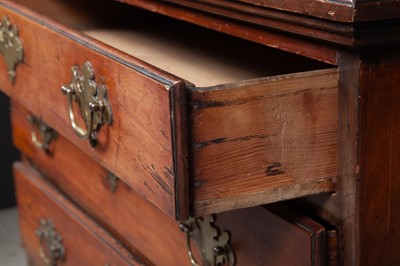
xmin=12 ymin=102 xmax=337 ymax=265
xmin=13 ymin=162 xmax=146 ymax=266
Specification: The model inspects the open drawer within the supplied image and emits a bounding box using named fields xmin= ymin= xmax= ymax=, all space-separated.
xmin=0 ymin=0 xmax=337 ymax=220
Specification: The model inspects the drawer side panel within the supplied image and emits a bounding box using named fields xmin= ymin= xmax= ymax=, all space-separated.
xmin=191 ymin=69 xmax=338 ymax=215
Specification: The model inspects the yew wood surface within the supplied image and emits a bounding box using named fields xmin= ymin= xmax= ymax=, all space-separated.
xmin=0 ymin=0 xmax=188 ymax=219
xmin=358 ymin=48 xmax=400 ymax=265
xmin=218 ymin=203 xmax=336 ymax=266
xmin=2 ymin=0 xmax=341 ymax=219
xmin=191 ymin=69 xmax=338 ymax=215
xmin=292 ymin=51 xmax=360 ymax=265
xmin=169 ymin=0 xmax=400 ymax=22
xmin=234 ymin=0 xmax=353 ymax=22
xmin=120 ymin=0 xmax=400 ymax=56
xmin=12 ymin=101 xmax=338 ymax=265
xmin=237 ymin=0 xmax=400 ymax=22
xmin=11 ymin=102 xmax=188 ymax=265
xmin=160 ymin=0 xmax=355 ymax=45
xmin=291 ymin=48 xmax=400 ymax=265
xmin=166 ymin=0 xmax=400 ymax=48
xmin=13 ymin=162 xmax=144 ymax=266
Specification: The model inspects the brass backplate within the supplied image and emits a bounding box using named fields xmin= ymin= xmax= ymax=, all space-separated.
xmin=61 ymin=61 xmax=112 ymax=146
xmin=27 ymin=115 xmax=57 ymax=153
xmin=35 ymin=219 xmax=65 ymax=266
xmin=180 ymin=215 xmax=235 ymax=266
xmin=0 ymin=16 xmax=23 ymax=83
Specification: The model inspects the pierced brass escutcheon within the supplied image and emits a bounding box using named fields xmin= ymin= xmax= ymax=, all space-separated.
xmin=35 ymin=219 xmax=65 ymax=266
xmin=27 ymin=115 xmax=57 ymax=153
xmin=0 ymin=16 xmax=23 ymax=83
xmin=61 ymin=61 xmax=112 ymax=147
xmin=179 ymin=215 xmax=235 ymax=266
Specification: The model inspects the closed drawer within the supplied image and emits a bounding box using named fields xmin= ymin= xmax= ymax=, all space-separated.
xmin=12 ymin=102 xmax=187 ymax=265
xmin=13 ymin=104 xmax=337 ymax=265
xmin=12 ymin=102 xmax=337 ymax=266
xmin=13 ymin=162 xmax=147 ymax=266
xmin=1 ymin=0 xmax=338 ymax=220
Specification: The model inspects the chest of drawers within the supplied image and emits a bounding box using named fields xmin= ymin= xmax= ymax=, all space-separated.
xmin=1 ymin=0 xmax=399 ymax=265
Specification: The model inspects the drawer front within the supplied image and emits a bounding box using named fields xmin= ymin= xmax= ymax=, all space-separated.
xmin=12 ymin=102 xmax=189 ymax=266
xmin=0 ymin=1 xmax=188 ymax=219
xmin=2 ymin=0 xmax=338 ymax=219
xmin=13 ymin=162 xmax=146 ymax=266
xmin=219 ymin=204 xmax=337 ymax=266
xmin=12 ymin=103 xmax=336 ymax=266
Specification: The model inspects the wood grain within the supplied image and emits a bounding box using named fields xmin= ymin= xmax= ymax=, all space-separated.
xmin=293 ymin=48 xmax=400 ymax=265
xmin=119 ymin=0 xmax=400 ymax=50
xmin=1 ymin=0 xmax=341 ymax=218
xmin=191 ymin=69 xmax=338 ymax=215
xmin=293 ymin=51 xmax=362 ymax=265
xmin=162 ymin=0 xmax=354 ymax=45
xmin=213 ymin=0 xmax=400 ymax=22
xmin=218 ymin=203 xmax=337 ymax=266
xmin=13 ymin=162 xmax=145 ymax=266
xmin=13 ymin=102 xmax=337 ymax=265
xmin=358 ymin=48 xmax=400 ymax=265
xmin=11 ymin=102 xmax=189 ymax=266
xmin=234 ymin=0 xmax=353 ymax=22
xmin=0 ymin=0 xmax=187 ymax=219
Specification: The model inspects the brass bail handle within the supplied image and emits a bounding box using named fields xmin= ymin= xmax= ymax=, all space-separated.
xmin=180 ymin=223 xmax=201 ymax=266
xmin=61 ymin=62 xmax=112 ymax=147
xmin=61 ymin=84 xmax=95 ymax=140
xmin=35 ymin=219 xmax=65 ymax=266
xmin=27 ymin=115 xmax=57 ymax=152
xmin=179 ymin=216 xmax=235 ymax=266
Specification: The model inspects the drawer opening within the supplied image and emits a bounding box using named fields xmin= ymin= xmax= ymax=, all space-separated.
xmin=83 ymin=27 xmax=332 ymax=87
xmin=14 ymin=0 xmax=332 ymax=87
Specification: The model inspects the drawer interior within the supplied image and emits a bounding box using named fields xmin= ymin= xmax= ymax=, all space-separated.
xmin=13 ymin=0 xmax=331 ymax=87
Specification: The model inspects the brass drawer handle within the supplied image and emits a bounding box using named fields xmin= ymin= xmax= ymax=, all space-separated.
xmin=27 ymin=115 xmax=57 ymax=152
xmin=61 ymin=61 xmax=112 ymax=147
xmin=179 ymin=215 xmax=235 ymax=266
xmin=0 ymin=16 xmax=23 ymax=83
xmin=35 ymin=219 xmax=65 ymax=266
